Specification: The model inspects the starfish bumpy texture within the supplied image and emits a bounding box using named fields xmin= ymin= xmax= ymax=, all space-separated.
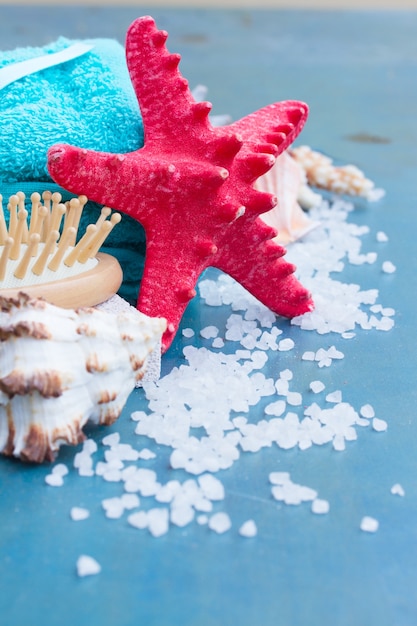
xmin=48 ymin=16 xmax=313 ymax=351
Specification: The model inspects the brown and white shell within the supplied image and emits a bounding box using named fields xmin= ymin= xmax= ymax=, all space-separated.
xmin=0 ymin=292 xmax=166 ymax=462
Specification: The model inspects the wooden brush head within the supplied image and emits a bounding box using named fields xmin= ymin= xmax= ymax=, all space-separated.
xmin=0 ymin=191 xmax=123 ymax=308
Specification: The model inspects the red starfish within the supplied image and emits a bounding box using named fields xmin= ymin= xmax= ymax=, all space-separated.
xmin=48 ymin=16 xmax=313 ymax=351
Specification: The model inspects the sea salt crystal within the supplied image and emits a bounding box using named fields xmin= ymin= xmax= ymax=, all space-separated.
xmin=302 ymin=351 xmax=315 ymax=361
xmin=147 ymin=508 xmax=170 ymax=537
xmin=275 ymin=379 xmax=289 ymax=396
xmin=170 ymin=504 xmax=195 ymax=527
xmin=287 ymin=392 xmax=303 ymax=406
xmin=82 ymin=439 xmax=98 ymax=454
xmin=102 ymin=433 xmax=120 ymax=447
xmin=360 ymin=516 xmax=379 ymax=533
xmin=264 ymin=400 xmax=286 ymax=417
xmin=280 ymin=369 xmax=293 ymax=381
xmin=198 ymin=474 xmax=225 ymax=501
xmin=182 ymin=328 xmax=195 ymax=338
xmin=121 ymin=493 xmax=140 ymax=509
xmin=196 ymin=514 xmax=209 ymax=525
xmin=76 ymin=555 xmax=101 ymax=577
xmin=208 ymin=512 xmax=232 ymax=534
xmin=45 ymin=473 xmax=64 ymax=487
xmin=376 ymin=231 xmax=389 ymax=242
xmin=310 ymin=380 xmax=325 ymax=393
xmin=212 ymin=337 xmax=225 ymax=348
xmin=372 ymin=418 xmax=388 ymax=432
xmin=52 ymin=463 xmax=69 ymax=477
xmin=391 ymin=483 xmax=405 ymax=497
xmin=326 ymin=390 xmax=342 ymax=404
xmin=102 ymin=497 xmax=124 ymax=519
xmin=127 ymin=510 xmax=148 ymax=530
xmin=311 ymin=499 xmax=330 ymax=515
xmin=239 ymin=520 xmax=258 ymax=537
xmin=200 ymin=325 xmax=219 ymax=339
xmin=278 ymin=338 xmax=295 ymax=352
xmin=138 ymin=448 xmax=156 ymax=460
xmin=360 ymin=404 xmax=375 ymax=419
xmin=382 ymin=261 xmax=396 ymax=274
xmin=70 ymin=507 xmax=90 ymax=521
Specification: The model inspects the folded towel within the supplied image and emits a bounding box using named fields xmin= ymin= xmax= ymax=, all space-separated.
xmin=0 ymin=37 xmax=146 ymax=305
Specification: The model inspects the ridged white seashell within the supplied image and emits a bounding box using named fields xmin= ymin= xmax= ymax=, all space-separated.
xmin=256 ymin=151 xmax=320 ymax=244
xmin=0 ymin=292 xmax=166 ymax=462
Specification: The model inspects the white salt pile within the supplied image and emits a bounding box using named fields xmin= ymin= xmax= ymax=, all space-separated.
xmin=48 ymin=194 xmax=395 ymax=541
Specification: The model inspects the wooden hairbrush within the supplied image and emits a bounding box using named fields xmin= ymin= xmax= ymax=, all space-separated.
xmin=0 ymin=190 xmax=123 ymax=308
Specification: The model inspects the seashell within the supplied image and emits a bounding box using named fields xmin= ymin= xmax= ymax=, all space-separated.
xmin=290 ymin=145 xmax=385 ymax=202
xmin=256 ymin=151 xmax=320 ymax=244
xmin=0 ymin=292 xmax=166 ymax=463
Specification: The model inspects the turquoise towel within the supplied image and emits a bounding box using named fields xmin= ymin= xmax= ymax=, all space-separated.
xmin=0 ymin=37 xmax=146 ymax=305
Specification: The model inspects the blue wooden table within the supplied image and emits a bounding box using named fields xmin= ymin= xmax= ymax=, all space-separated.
xmin=0 ymin=7 xmax=417 ymax=626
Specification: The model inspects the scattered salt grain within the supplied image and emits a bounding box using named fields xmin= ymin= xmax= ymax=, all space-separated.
xmin=382 ymin=261 xmax=396 ymax=274
xmin=376 ymin=231 xmax=389 ymax=242
xmin=198 ymin=474 xmax=225 ymax=501
xmin=212 ymin=337 xmax=225 ymax=348
xmin=196 ymin=514 xmax=209 ymax=525
xmin=287 ymin=392 xmax=303 ymax=406
xmin=239 ymin=520 xmax=258 ymax=537
xmin=147 ymin=508 xmax=170 ymax=537
xmin=182 ymin=328 xmax=195 ymax=338
xmin=310 ymin=380 xmax=325 ymax=393
xmin=52 ymin=463 xmax=69 ymax=477
xmin=360 ymin=516 xmax=379 ymax=533
xmin=270 ymin=473 xmax=317 ymax=505
xmin=311 ymin=499 xmax=330 ymax=515
xmin=302 ymin=351 xmax=316 ymax=361
xmin=360 ymin=404 xmax=375 ymax=419
xmin=326 ymin=390 xmax=342 ymax=404
xmin=280 ymin=369 xmax=293 ymax=381
xmin=372 ymin=418 xmax=388 ymax=432
xmin=70 ymin=507 xmax=90 ymax=521
xmin=102 ymin=433 xmax=120 ymax=447
xmin=208 ymin=512 xmax=232 ymax=534
xmin=76 ymin=555 xmax=101 ymax=577
xmin=391 ymin=483 xmax=405 ymax=497
xmin=45 ymin=463 xmax=68 ymax=485
xmin=102 ymin=497 xmax=125 ymax=519
xmin=278 ymin=338 xmax=295 ymax=352
xmin=138 ymin=448 xmax=157 ymax=460
xmin=200 ymin=325 xmax=219 ymax=339
xmin=121 ymin=493 xmax=140 ymax=509
xmin=45 ymin=473 xmax=64 ymax=487
xmin=127 ymin=510 xmax=148 ymax=530
xmin=264 ymin=400 xmax=286 ymax=417
xmin=269 ymin=472 xmax=291 ymax=485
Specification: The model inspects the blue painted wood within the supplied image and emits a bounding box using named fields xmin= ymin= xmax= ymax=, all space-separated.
xmin=0 ymin=8 xmax=417 ymax=626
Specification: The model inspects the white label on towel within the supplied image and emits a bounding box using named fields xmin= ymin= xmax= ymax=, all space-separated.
xmin=0 ymin=42 xmax=94 ymax=91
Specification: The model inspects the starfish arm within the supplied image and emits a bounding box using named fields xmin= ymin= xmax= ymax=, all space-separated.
xmin=213 ymin=217 xmax=313 ymax=317
xmin=126 ymin=16 xmax=243 ymax=165
xmin=47 ymin=144 xmax=157 ymax=215
xmin=137 ymin=235 xmax=209 ymax=351
xmin=229 ymin=101 xmax=309 ymax=158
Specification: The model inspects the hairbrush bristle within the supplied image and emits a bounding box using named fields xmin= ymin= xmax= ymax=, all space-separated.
xmin=0 ymin=191 xmax=122 ymax=285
